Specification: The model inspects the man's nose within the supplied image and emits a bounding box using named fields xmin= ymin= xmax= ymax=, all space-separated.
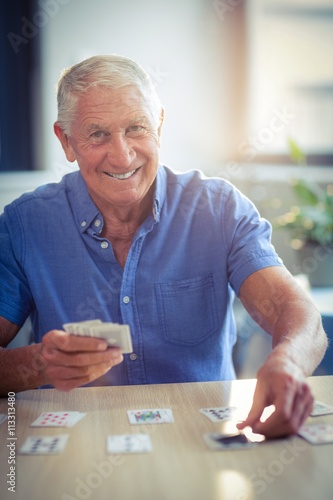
xmin=107 ymin=134 xmax=135 ymax=168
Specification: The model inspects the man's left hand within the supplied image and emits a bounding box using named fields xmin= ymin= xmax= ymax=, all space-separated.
xmin=236 ymin=354 xmax=314 ymax=438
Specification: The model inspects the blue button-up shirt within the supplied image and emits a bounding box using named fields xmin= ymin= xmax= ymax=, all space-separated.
xmin=0 ymin=165 xmax=282 ymax=385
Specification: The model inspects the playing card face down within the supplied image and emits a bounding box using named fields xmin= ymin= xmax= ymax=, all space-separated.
xmin=107 ymin=434 xmax=152 ymax=454
xmin=127 ymin=409 xmax=174 ymax=425
xmin=298 ymin=423 xmax=333 ymax=445
xmin=19 ymin=435 xmax=70 ymax=455
xmin=310 ymin=401 xmax=333 ymax=417
xmin=30 ymin=411 xmax=86 ymax=427
xmin=204 ymin=432 xmax=258 ymax=450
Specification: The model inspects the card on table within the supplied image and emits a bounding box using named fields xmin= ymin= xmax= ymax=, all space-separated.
xmin=311 ymin=401 xmax=333 ymax=417
xmin=19 ymin=435 xmax=70 ymax=455
xmin=107 ymin=434 xmax=153 ymax=454
xmin=204 ymin=432 xmax=258 ymax=450
xmin=298 ymin=423 xmax=333 ymax=445
xmin=31 ymin=411 xmax=86 ymax=428
xmin=127 ymin=409 xmax=174 ymax=425
xmin=63 ymin=320 xmax=133 ymax=353
xmin=200 ymin=407 xmax=237 ymax=422
xmin=0 ymin=414 xmax=8 ymax=425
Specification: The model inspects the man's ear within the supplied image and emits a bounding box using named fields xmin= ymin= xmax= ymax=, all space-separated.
xmin=53 ymin=122 xmax=76 ymax=162
xmin=157 ymin=107 xmax=165 ymax=147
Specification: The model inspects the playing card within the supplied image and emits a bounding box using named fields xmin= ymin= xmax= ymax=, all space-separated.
xmin=127 ymin=409 xmax=174 ymax=425
xmin=63 ymin=320 xmax=102 ymax=334
xmin=19 ymin=435 xmax=69 ymax=455
xmin=0 ymin=414 xmax=8 ymax=425
xmin=298 ymin=423 xmax=333 ymax=444
xmin=31 ymin=411 xmax=86 ymax=427
xmin=63 ymin=320 xmax=133 ymax=353
xmin=204 ymin=432 xmax=258 ymax=450
xmin=88 ymin=324 xmax=133 ymax=353
xmin=107 ymin=434 xmax=152 ymax=454
xmin=311 ymin=401 xmax=333 ymax=417
xmin=200 ymin=407 xmax=237 ymax=422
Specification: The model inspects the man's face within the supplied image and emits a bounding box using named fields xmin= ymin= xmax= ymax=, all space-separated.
xmin=55 ymin=86 xmax=163 ymax=213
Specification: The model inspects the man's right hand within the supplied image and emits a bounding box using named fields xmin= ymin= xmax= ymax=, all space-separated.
xmin=41 ymin=330 xmax=123 ymax=391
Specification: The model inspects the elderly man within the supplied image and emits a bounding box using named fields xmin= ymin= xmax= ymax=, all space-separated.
xmin=0 ymin=55 xmax=327 ymax=438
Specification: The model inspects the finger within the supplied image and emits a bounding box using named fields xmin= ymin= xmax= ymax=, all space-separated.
xmin=252 ymin=383 xmax=313 ymax=438
xmin=237 ymin=382 xmax=268 ymax=431
xmin=42 ymin=330 xmax=108 ymax=354
xmin=249 ymin=375 xmax=297 ymax=434
xmin=237 ymin=380 xmax=293 ymax=434
xmin=47 ymin=359 xmax=117 ymax=382
xmin=298 ymin=394 xmax=314 ymax=428
xmin=46 ymin=355 xmax=124 ymax=391
xmin=49 ymin=360 xmax=119 ymax=391
xmin=42 ymin=345 xmax=122 ymax=367
xmin=286 ymin=383 xmax=314 ymax=432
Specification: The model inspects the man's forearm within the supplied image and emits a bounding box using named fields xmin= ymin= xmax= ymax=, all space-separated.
xmin=0 ymin=344 xmax=49 ymax=396
xmin=270 ymin=298 xmax=328 ymax=377
xmin=239 ymin=267 xmax=328 ymax=378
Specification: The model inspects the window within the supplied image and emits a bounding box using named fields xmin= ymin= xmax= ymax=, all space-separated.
xmin=244 ymin=0 xmax=333 ymax=165
xmin=0 ymin=0 xmax=41 ymax=172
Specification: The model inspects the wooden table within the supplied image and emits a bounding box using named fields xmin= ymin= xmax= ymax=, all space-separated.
xmin=1 ymin=376 xmax=333 ymax=500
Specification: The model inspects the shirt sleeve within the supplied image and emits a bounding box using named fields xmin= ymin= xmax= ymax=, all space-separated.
xmin=222 ymin=183 xmax=283 ymax=296
xmin=0 ymin=207 xmax=34 ymax=326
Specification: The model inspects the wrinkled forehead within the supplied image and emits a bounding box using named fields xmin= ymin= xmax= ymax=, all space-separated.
xmin=73 ymin=84 xmax=156 ymax=126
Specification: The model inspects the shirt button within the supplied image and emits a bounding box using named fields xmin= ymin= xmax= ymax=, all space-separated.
xmin=123 ymin=296 xmax=130 ymax=304
xmin=94 ymin=220 xmax=101 ymax=227
xmin=81 ymin=221 xmax=87 ymax=227
xmin=101 ymin=241 xmax=109 ymax=249
xmin=130 ymin=353 xmax=137 ymax=361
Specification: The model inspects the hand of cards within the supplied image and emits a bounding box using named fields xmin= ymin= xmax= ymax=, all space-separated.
xmin=63 ymin=319 xmax=133 ymax=353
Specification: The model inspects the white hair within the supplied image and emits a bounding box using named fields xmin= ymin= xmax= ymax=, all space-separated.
xmin=56 ymin=54 xmax=162 ymax=134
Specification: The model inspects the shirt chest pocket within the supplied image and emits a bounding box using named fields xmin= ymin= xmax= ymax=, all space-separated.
xmin=155 ymin=273 xmax=219 ymax=346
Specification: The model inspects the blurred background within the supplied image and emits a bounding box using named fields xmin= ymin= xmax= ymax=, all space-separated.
xmin=1 ymin=0 xmax=332 ymax=375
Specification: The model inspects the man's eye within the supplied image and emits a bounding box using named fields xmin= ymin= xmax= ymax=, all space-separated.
xmin=90 ymin=131 xmax=105 ymax=139
xmin=126 ymin=125 xmax=147 ymax=137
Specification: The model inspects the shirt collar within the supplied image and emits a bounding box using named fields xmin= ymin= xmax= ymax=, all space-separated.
xmin=69 ymin=165 xmax=167 ymax=232
xmin=152 ymin=164 xmax=167 ymax=222
xmin=69 ymin=172 xmax=100 ymax=233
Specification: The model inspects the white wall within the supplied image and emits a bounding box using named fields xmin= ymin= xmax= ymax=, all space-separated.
xmin=40 ymin=0 xmax=230 ymax=176
xmin=0 ymin=171 xmax=58 ymax=213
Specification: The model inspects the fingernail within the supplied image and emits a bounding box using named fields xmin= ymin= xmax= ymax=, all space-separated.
xmin=111 ymin=350 xmax=122 ymax=359
xmin=97 ymin=342 xmax=107 ymax=351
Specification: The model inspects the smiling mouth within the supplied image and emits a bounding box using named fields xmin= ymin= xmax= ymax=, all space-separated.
xmin=104 ymin=168 xmax=138 ymax=180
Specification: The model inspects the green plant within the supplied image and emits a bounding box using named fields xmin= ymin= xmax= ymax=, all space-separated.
xmin=274 ymin=138 xmax=333 ymax=247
